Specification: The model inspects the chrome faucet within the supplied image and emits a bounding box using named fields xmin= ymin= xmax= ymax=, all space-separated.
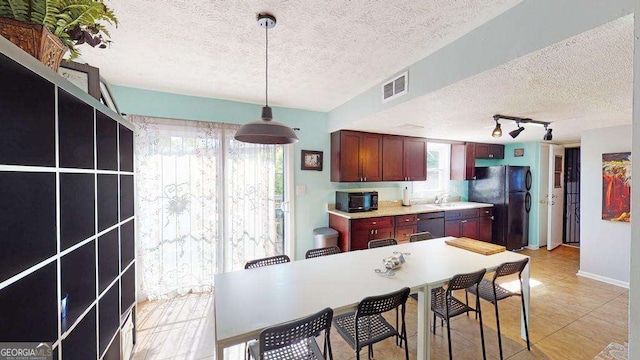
xmin=435 ymin=193 xmax=450 ymax=204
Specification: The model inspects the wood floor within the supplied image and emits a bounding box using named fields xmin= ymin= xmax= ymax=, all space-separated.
xmin=132 ymin=245 xmax=628 ymax=360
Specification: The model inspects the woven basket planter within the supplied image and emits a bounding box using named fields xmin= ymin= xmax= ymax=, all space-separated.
xmin=0 ymin=17 xmax=66 ymax=71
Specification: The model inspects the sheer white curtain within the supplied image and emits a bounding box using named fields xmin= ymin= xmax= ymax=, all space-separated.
xmin=224 ymin=131 xmax=282 ymax=272
xmin=130 ymin=115 xmax=283 ymax=300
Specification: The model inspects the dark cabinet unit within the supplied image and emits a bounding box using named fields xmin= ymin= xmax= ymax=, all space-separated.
xmin=451 ymin=143 xmax=476 ymax=180
xmin=394 ymin=214 xmax=418 ymax=243
xmin=351 ymin=217 xmax=394 ymax=250
xmin=478 ymin=208 xmax=494 ymax=242
xmin=475 ymin=143 xmax=505 ymax=159
xmin=332 ymin=130 xmax=427 ymax=183
xmin=329 ymin=215 xmax=395 ymax=251
xmin=331 ymin=130 xmax=382 ymax=182
xmin=382 ymin=135 xmax=427 ymax=181
xmin=0 ymin=44 xmax=136 ymax=360
xmin=451 ymin=142 xmax=505 ymax=180
xmin=444 ymin=208 xmax=493 ymax=242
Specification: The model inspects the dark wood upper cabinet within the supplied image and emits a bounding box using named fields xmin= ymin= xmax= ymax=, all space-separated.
xmin=475 ymin=143 xmax=504 ymax=159
xmin=333 ymin=130 xmax=426 ymax=182
xmin=382 ymin=136 xmax=404 ymax=181
xmin=361 ymin=133 xmax=383 ymax=182
xmin=381 ymin=135 xmax=427 ymax=181
xmin=403 ymin=137 xmax=427 ymax=181
xmin=451 ymin=143 xmax=476 ymax=180
xmin=331 ymin=130 xmax=382 ymax=182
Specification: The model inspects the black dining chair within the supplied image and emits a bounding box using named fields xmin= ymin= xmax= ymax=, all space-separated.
xmin=333 ymin=287 xmax=410 ymax=360
xmin=466 ymin=258 xmax=530 ymax=360
xmin=409 ymin=231 xmax=434 ymax=242
xmin=305 ymin=245 xmax=341 ymax=259
xmin=432 ymin=268 xmax=487 ymax=360
xmin=367 ymin=238 xmax=397 ymax=249
xmin=244 ymin=255 xmax=291 ymax=269
xmin=247 ymin=307 xmax=334 ymax=360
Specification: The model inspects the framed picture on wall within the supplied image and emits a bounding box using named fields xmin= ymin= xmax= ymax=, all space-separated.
xmin=514 ymin=148 xmax=525 ymax=157
xmin=301 ymin=150 xmax=323 ymax=171
xmin=58 ymin=61 xmax=101 ymax=100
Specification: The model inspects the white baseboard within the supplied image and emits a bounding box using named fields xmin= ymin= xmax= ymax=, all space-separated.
xmin=577 ymin=270 xmax=629 ymax=289
xmin=525 ymin=245 xmax=539 ymax=250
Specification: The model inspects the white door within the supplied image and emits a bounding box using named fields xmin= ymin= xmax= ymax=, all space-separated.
xmin=547 ymin=145 xmax=565 ymax=250
xmin=538 ymin=144 xmax=550 ymax=247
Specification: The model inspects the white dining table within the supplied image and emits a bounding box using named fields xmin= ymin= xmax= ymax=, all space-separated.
xmin=214 ymin=237 xmax=530 ymax=360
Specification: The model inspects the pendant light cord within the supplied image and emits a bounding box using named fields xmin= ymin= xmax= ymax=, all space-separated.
xmin=265 ymin=25 xmax=269 ymax=107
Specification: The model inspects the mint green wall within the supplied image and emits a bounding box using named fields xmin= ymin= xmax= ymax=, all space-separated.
xmin=111 ymin=86 xmax=331 ymax=260
xmin=474 ymin=143 xmax=541 ymax=247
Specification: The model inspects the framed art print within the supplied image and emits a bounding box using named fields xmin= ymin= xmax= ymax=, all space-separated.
xmin=301 ymin=150 xmax=323 ymax=171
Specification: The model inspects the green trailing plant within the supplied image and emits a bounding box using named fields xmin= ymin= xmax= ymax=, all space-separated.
xmin=0 ymin=0 xmax=118 ymax=59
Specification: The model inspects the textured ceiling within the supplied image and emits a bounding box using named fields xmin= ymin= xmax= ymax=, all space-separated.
xmin=79 ymin=0 xmax=521 ymax=112
xmin=348 ymin=15 xmax=634 ymax=144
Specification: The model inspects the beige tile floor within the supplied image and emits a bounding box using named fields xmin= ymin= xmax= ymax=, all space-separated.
xmin=132 ymin=245 xmax=628 ymax=360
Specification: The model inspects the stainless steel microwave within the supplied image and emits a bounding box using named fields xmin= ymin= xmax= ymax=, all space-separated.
xmin=335 ymin=191 xmax=378 ymax=213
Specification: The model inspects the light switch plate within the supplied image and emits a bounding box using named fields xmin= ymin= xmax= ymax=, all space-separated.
xmin=296 ymin=185 xmax=306 ymax=195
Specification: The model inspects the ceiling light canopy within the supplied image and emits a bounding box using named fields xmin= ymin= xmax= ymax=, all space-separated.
xmin=234 ymin=13 xmax=299 ymax=145
xmin=492 ymin=114 xmax=552 ymax=141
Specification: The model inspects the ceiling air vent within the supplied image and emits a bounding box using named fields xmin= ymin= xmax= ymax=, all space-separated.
xmin=382 ymin=71 xmax=408 ymax=103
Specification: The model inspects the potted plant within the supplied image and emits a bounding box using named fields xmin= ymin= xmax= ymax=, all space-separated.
xmin=0 ymin=0 xmax=118 ymax=71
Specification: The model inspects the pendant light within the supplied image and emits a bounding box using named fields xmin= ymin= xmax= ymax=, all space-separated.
xmin=234 ymin=13 xmax=299 ymax=144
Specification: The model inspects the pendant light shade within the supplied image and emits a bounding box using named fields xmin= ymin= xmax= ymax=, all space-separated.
xmin=234 ymin=106 xmax=299 ymax=144
xmin=234 ymin=13 xmax=299 ymax=145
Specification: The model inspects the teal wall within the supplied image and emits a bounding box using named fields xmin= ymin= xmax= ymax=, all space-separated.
xmin=475 ymin=143 xmax=541 ymax=247
xmin=112 ymin=86 xmax=331 ymax=260
xmin=111 ymin=85 xmax=543 ymax=254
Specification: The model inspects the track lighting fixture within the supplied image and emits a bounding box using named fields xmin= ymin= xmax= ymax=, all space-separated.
xmin=543 ymin=124 xmax=553 ymax=141
xmin=491 ymin=114 xmax=551 ymax=140
xmin=492 ymin=116 xmax=502 ymax=138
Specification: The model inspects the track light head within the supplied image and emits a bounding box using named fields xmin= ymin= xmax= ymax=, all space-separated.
xmin=543 ymin=125 xmax=553 ymax=141
xmin=509 ymin=122 xmax=525 ymax=138
xmin=492 ymin=118 xmax=502 ymax=138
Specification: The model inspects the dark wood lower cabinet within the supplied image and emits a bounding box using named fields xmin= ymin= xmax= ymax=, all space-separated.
xmin=445 ymin=220 xmax=462 ymax=238
xmin=395 ymin=225 xmax=417 ymax=244
xmin=461 ymin=218 xmax=480 ymax=238
xmin=329 ymin=207 xmax=493 ymax=251
xmin=351 ymin=227 xmax=395 ymax=250
xmin=444 ymin=207 xmax=493 ymax=242
xmin=478 ymin=216 xmax=493 ymax=242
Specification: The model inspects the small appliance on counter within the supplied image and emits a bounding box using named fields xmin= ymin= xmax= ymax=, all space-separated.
xmin=336 ymin=191 xmax=378 ymax=213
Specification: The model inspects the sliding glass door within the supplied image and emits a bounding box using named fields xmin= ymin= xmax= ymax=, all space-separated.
xmin=131 ymin=116 xmax=289 ymax=299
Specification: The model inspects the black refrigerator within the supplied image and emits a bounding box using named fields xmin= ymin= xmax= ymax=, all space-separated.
xmin=468 ymin=166 xmax=532 ymax=250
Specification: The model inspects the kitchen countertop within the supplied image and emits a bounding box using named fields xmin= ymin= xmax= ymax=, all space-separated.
xmin=327 ymin=201 xmax=493 ymax=219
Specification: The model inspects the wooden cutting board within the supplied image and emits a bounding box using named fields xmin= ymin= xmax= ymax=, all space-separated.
xmin=445 ymin=237 xmax=506 ymax=255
